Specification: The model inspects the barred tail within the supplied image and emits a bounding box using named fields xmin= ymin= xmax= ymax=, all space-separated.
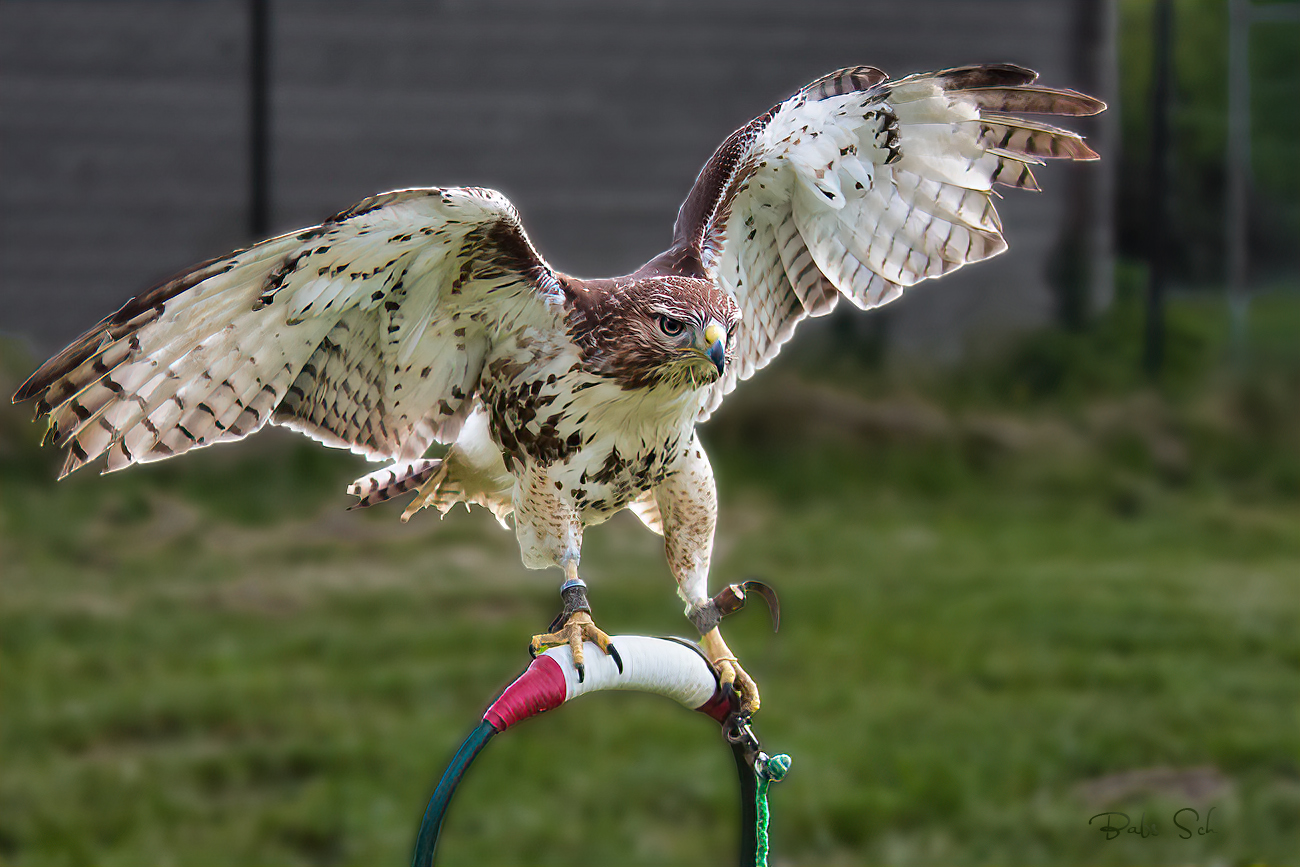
xmin=347 ymin=458 xmax=442 ymax=509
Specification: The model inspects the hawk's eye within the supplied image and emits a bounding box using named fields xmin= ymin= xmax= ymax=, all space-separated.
xmin=657 ymin=315 xmax=685 ymax=337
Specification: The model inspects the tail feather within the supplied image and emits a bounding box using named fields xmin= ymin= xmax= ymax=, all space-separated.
xmin=347 ymin=459 xmax=441 ymax=509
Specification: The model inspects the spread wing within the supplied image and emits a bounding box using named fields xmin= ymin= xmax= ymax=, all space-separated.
xmin=639 ymin=64 xmax=1105 ymax=420
xmin=14 ymin=187 xmax=563 ymax=477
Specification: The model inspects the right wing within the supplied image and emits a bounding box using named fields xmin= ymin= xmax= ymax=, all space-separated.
xmin=638 ymin=64 xmax=1104 ymax=420
xmin=14 ymin=187 xmax=564 ymax=477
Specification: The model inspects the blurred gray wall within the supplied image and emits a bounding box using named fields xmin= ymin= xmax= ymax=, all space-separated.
xmin=0 ymin=0 xmax=1114 ymax=363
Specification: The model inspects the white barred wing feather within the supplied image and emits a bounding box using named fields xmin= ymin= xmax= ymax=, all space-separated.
xmin=15 ymin=187 xmax=561 ymax=477
xmin=689 ymin=64 xmax=1103 ymax=419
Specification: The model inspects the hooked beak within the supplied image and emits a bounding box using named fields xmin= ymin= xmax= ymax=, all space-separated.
xmin=703 ymin=322 xmax=726 ymax=375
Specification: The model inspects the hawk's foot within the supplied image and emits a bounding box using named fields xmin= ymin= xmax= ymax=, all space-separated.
xmin=701 ymin=627 xmax=760 ymax=714
xmin=688 ymin=581 xmax=777 ymax=715
xmin=529 ymin=580 xmax=622 ymax=682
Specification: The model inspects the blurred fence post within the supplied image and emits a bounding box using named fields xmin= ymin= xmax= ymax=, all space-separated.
xmin=1227 ymin=0 xmax=1300 ymax=363
xmin=1143 ymin=0 xmax=1172 ymax=378
xmin=1227 ymin=0 xmax=1251 ymax=364
xmin=1050 ymin=0 xmax=1115 ymax=333
xmin=248 ymin=0 xmax=271 ymax=239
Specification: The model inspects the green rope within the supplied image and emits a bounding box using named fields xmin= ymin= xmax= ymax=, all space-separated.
xmin=754 ymin=753 xmax=791 ymax=867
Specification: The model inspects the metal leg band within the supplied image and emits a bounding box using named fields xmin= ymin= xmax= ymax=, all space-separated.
xmin=549 ymin=580 xmax=591 ymax=632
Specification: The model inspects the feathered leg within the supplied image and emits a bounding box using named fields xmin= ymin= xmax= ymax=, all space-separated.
xmin=654 ymin=435 xmax=763 ymax=713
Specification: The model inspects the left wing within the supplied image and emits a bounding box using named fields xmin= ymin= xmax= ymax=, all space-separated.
xmin=14 ymin=187 xmax=563 ymax=477
xmin=636 ymin=64 xmax=1104 ymax=420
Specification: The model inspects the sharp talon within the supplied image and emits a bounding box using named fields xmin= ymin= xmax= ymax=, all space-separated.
xmin=741 ymin=579 xmax=781 ymax=632
xmin=576 ymin=662 xmax=585 ymax=683
xmin=607 ymin=643 xmax=623 ymax=674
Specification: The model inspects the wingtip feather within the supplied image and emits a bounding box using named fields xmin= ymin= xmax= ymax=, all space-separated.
xmin=939 ymin=63 xmax=1039 ymax=89
xmin=964 ymin=86 xmax=1107 ymax=117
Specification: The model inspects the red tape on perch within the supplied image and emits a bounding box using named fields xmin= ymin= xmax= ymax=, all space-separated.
xmin=483 ymin=655 xmax=567 ymax=730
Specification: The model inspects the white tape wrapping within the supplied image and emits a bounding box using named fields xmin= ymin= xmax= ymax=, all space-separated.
xmin=540 ymin=635 xmax=719 ymax=709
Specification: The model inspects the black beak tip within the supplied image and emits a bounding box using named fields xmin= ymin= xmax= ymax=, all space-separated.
xmin=707 ymin=340 xmax=725 ymax=375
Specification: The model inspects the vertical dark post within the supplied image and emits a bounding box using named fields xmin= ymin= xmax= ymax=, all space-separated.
xmin=248 ymin=0 xmax=270 ymax=238
xmin=1050 ymin=0 xmax=1106 ymax=332
xmin=1226 ymin=0 xmax=1251 ymax=361
xmin=1143 ymin=0 xmax=1173 ymax=377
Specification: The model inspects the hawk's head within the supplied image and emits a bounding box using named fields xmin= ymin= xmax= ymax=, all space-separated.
xmin=565 ymin=275 xmax=740 ymax=391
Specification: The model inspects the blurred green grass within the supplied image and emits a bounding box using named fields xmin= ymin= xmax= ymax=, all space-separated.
xmin=3 ymin=287 xmax=1300 ymax=866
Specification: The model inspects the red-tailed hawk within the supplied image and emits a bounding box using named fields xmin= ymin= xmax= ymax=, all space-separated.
xmin=14 ymin=64 xmax=1103 ymax=711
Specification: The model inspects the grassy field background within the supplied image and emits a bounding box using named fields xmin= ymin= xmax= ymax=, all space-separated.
xmin=3 ymin=288 xmax=1300 ymax=866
